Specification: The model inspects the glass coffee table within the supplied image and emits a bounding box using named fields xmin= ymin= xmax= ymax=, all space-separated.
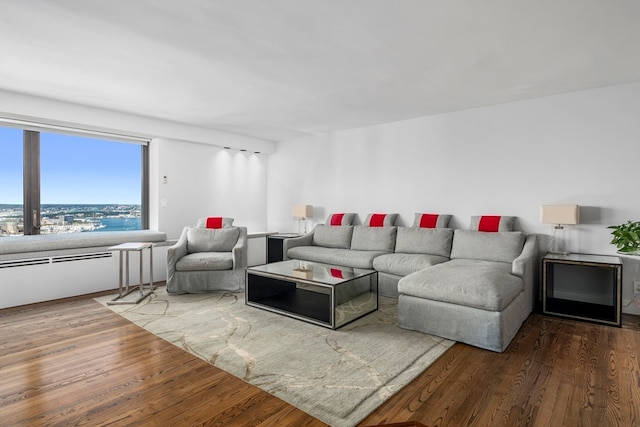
xmin=246 ymin=259 xmax=378 ymax=329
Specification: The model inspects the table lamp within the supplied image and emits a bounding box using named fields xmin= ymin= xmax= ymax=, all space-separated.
xmin=540 ymin=204 xmax=580 ymax=255
xmin=292 ymin=204 xmax=313 ymax=234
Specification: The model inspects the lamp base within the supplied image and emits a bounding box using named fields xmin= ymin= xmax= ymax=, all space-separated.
xmin=548 ymin=224 xmax=572 ymax=256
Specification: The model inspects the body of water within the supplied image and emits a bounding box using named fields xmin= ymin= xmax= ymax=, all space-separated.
xmin=96 ymin=217 xmax=142 ymax=232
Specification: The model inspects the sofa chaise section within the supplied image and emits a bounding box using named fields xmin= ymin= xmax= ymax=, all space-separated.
xmin=397 ymin=230 xmax=538 ymax=352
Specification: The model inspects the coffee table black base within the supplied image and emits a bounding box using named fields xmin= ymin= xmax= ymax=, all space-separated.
xmin=248 ymin=276 xmax=331 ymax=324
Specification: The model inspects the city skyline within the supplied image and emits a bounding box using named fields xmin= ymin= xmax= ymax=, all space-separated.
xmin=0 ymin=127 xmax=142 ymax=205
xmin=0 ymin=203 xmax=142 ymax=236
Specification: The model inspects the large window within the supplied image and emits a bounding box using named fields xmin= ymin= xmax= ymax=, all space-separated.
xmin=0 ymin=124 xmax=148 ymax=236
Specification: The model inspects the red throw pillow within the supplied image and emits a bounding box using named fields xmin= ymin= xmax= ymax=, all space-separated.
xmin=478 ymin=215 xmax=502 ymax=232
xmin=330 ymin=213 xmax=345 ymax=226
xmin=418 ymin=214 xmax=439 ymax=228
xmin=205 ymin=217 xmax=224 ymax=229
xmin=368 ymin=213 xmax=386 ymax=227
xmin=330 ymin=268 xmax=344 ymax=278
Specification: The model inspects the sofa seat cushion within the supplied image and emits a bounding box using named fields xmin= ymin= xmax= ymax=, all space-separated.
xmin=176 ymin=252 xmax=233 ymax=271
xmin=287 ymin=246 xmax=386 ymax=269
xmin=373 ymin=253 xmax=449 ymax=277
xmin=397 ymin=259 xmax=522 ymax=311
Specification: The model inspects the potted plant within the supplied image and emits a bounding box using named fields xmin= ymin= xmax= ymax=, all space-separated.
xmin=607 ymin=220 xmax=640 ymax=255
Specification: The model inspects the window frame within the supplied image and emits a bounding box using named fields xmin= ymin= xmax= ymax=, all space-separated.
xmin=1 ymin=119 xmax=150 ymax=235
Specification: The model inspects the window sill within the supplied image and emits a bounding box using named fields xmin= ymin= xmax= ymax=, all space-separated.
xmin=0 ymin=230 xmax=167 ymax=262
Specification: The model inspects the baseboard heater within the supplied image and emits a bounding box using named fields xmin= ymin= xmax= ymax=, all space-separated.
xmin=0 ymin=252 xmax=112 ymax=268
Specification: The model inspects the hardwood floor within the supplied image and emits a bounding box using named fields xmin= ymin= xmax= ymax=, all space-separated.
xmin=1 ymin=291 xmax=638 ymax=427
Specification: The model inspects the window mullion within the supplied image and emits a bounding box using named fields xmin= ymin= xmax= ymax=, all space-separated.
xmin=23 ymin=130 xmax=41 ymax=235
xmin=141 ymin=145 xmax=149 ymax=230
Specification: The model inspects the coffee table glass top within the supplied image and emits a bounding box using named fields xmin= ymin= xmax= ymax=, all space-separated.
xmin=248 ymin=259 xmax=373 ymax=286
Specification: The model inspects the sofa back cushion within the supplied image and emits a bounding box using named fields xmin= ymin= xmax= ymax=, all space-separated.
xmin=312 ymin=225 xmax=353 ymax=249
xmin=395 ymin=227 xmax=453 ymax=257
xmin=350 ymin=226 xmax=397 ymax=252
xmin=187 ymin=227 xmax=239 ymax=253
xmin=450 ymin=229 xmax=525 ymax=263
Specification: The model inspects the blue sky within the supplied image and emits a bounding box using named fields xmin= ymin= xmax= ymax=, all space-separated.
xmin=0 ymin=127 xmax=142 ymax=204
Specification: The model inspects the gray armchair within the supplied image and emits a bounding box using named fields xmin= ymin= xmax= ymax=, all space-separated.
xmin=166 ymin=226 xmax=248 ymax=293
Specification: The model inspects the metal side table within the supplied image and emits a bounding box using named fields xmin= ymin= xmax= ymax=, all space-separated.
xmin=107 ymin=242 xmax=155 ymax=305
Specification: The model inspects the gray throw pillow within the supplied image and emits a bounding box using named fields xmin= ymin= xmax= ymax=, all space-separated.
xmin=187 ymin=227 xmax=240 ymax=253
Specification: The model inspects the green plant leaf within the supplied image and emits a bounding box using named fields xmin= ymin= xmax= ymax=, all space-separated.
xmin=608 ymin=220 xmax=640 ymax=252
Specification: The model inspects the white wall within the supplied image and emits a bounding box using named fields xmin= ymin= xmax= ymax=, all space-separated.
xmin=153 ymin=139 xmax=268 ymax=238
xmin=267 ymin=82 xmax=640 ymax=314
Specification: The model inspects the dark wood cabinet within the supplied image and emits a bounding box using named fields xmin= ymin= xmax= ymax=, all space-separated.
xmin=267 ymin=234 xmax=299 ymax=263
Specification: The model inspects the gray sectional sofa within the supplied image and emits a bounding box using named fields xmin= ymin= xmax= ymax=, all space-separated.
xmin=283 ymin=224 xmax=538 ymax=352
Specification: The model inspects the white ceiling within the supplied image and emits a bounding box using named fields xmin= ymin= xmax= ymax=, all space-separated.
xmin=1 ymin=0 xmax=639 ymax=141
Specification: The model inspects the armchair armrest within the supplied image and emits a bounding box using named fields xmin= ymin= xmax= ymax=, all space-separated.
xmin=282 ymin=231 xmax=313 ymax=260
xmin=167 ymin=227 xmax=189 ymax=275
xmin=512 ymin=233 xmax=539 ymax=312
xmin=512 ymin=234 xmax=538 ymax=278
xmin=232 ymin=227 xmax=248 ymax=269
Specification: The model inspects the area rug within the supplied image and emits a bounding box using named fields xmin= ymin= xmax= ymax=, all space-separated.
xmin=96 ymin=287 xmax=454 ymax=426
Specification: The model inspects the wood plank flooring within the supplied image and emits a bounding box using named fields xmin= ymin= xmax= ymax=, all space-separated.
xmin=1 ymin=290 xmax=638 ymax=426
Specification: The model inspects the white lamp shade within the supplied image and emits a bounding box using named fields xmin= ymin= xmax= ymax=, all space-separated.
xmin=540 ymin=205 xmax=580 ymax=225
xmin=292 ymin=205 xmax=313 ymax=219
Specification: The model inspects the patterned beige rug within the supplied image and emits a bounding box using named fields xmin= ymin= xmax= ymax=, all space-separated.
xmin=97 ymin=287 xmax=453 ymax=426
